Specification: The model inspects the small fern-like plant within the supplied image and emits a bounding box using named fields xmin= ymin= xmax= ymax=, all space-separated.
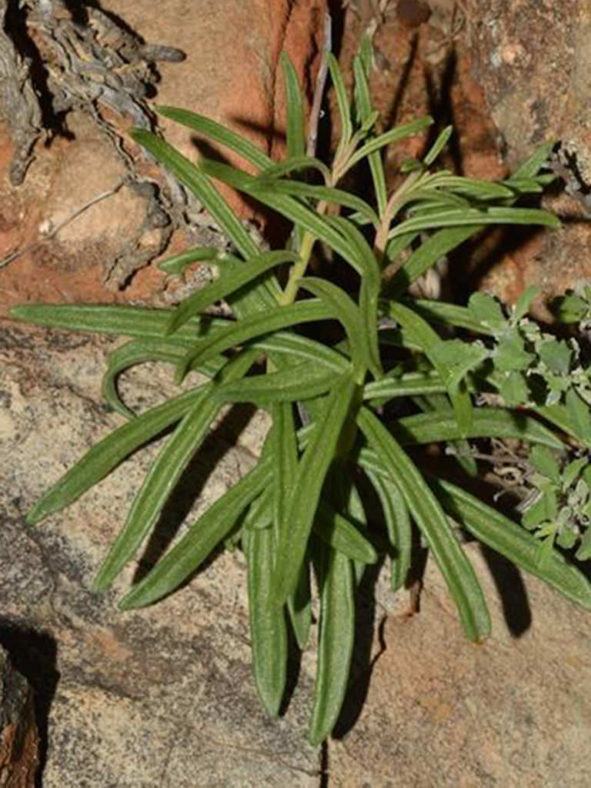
xmin=11 ymin=48 xmax=591 ymax=744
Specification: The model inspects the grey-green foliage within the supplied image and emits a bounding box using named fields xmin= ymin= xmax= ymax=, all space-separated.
xmin=10 ymin=42 xmax=590 ymax=745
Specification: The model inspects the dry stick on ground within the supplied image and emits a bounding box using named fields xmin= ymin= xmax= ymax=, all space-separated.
xmin=0 ymin=180 xmax=126 ymax=269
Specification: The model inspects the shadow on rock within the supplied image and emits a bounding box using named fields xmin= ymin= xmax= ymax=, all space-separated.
xmin=0 ymin=621 xmax=59 ymax=787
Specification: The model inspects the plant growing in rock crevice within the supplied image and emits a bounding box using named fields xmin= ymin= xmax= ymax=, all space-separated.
xmin=11 ymin=46 xmax=591 ymax=744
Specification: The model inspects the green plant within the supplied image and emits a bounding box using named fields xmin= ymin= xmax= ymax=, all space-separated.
xmin=11 ymin=47 xmax=590 ymax=744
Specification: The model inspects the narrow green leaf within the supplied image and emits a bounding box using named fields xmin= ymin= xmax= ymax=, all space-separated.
xmin=212 ymin=361 xmax=339 ymax=406
xmin=246 ymin=525 xmax=288 ymax=716
xmin=26 ymin=386 xmax=206 ymax=525
xmin=255 ymin=180 xmax=379 ymax=225
xmin=199 ymin=157 xmax=365 ymax=269
xmin=395 ymin=407 xmax=564 ymax=449
xmin=280 ymin=52 xmax=306 ymax=158
xmin=314 ymin=501 xmax=378 ymax=564
xmin=158 ymin=246 xmax=220 ymax=275
xmin=384 ymin=225 xmax=481 ymax=298
xmin=423 ymin=126 xmax=452 ymax=166
xmin=167 ymin=250 xmax=297 ymax=334
xmin=288 ymin=562 xmax=312 ymax=650
xmin=328 ymin=216 xmax=382 ymax=377
xmin=352 ymin=55 xmax=387 ymax=216
xmin=389 ymin=206 xmax=560 ymax=238
xmin=178 ymin=299 xmax=334 ymax=379
xmin=274 ymin=374 xmax=357 ymax=604
xmin=434 ymin=175 xmax=514 ymax=200
xmin=565 ymin=388 xmax=591 ymax=444
xmin=130 ymin=128 xmax=279 ymax=313
xmin=257 ymin=332 xmax=349 ymax=373
xmin=409 ymin=299 xmax=492 ymax=335
xmin=366 ymin=470 xmax=411 ymax=591
xmin=412 ymin=391 xmax=477 ymax=478
xmin=431 ymin=476 xmax=591 ymax=610
xmin=387 ymin=301 xmax=474 ymax=435
xmin=511 ymin=141 xmax=554 ymax=180
xmin=363 ymin=370 xmax=446 ymax=400
xmin=131 ymin=129 xmax=259 ymax=261
xmin=383 ymin=231 xmax=419 ymax=268
xmin=119 ymin=457 xmax=272 ymax=609
xmin=347 ymin=117 xmax=433 ymax=171
xmin=10 ymin=303 xmax=226 ymax=346
xmin=156 ymin=106 xmax=272 ymax=169
xmin=93 ymin=349 xmax=257 ymax=591
xmin=102 ymin=339 xmax=202 ymax=420
xmin=328 ymin=53 xmax=353 ymax=155
xmin=358 ymin=407 xmax=491 ymax=641
xmin=258 ymin=155 xmax=330 ymax=183
xmin=298 ymin=278 xmax=369 ymax=379
xmin=308 ymin=544 xmax=355 ymax=745
xmin=535 ymin=403 xmax=591 ymax=448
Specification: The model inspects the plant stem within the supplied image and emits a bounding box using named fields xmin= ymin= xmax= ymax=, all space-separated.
xmin=278 ymin=199 xmax=328 ymax=306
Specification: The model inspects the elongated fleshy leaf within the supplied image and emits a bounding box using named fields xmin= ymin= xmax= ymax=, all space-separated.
xmin=245 ymin=525 xmax=288 ymax=716
xmin=395 ymin=407 xmax=564 ymax=449
xmin=347 ymin=117 xmax=434 ymax=171
xmin=103 ymin=339 xmax=208 ymax=420
xmin=27 ymin=386 xmax=205 ymax=525
xmin=384 ymin=225 xmax=481 ymax=298
xmin=253 ymin=180 xmax=379 ymax=225
xmin=213 ymin=361 xmax=340 ymax=406
xmin=535 ymin=403 xmax=591 ymax=448
xmin=314 ymin=501 xmax=378 ymax=564
xmin=366 ymin=469 xmax=411 ymax=592
xmin=435 ymin=175 xmax=514 ymax=200
xmin=93 ymin=350 xmax=258 ymax=591
xmin=274 ymin=374 xmax=357 ymax=604
xmin=328 ymin=53 xmax=353 ymax=157
xmin=167 ymin=250 xmax=297 ymax=334
xmin=389 ymin=206 xmax=560 ymax=238
xmin=430 ymin=476 xmax=591 ymax=610
xmin=408 ymin=299 xmax=491 ymax=335
xmin=298 ymin=278 xmax=369 ymax=379
xmin=158 ymin=246 xmax=220 ymax=275
xmin=364 ymin=370 xmax=445 ymax=400
xmin=258 ymin=332 xmax=349 ymax=372
xmin=200 ymin=157 xmax=359 ymax=265
xmin=177 ymin=299 xmax=334 ymax=379
xmin=423 ymin=125 xmax=452 ymax=166
xmin=308 ymin=543 xmax=355 ymax=745
xmin=132 ymin=130 xmax=258 ymax=260
xmin=288 ymin=562 xmax=312 ymax=650
xmin=156 ymin=106 xmax=272 ymax=169
xmin=258 ymin=155 xmax=330 ymax=183
xmin=352 ymin=54 xmax=387 ymax=216
xmin=280 ymin=52 xmax=306 ymax=158
xmin=387 ymin=301 xmax=475 ymax=434
xmin=119 ymin=457 xmax=272 ymax=609
xmin=10 ymin=303 xmax=226 ymax=346
xmin=358 ymin=407 xmax=491 ymax=641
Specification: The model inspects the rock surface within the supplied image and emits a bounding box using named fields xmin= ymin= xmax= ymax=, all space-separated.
xmin=0 ymin=645 xmax=39 ymax=787
xmin=0 ymin=324 xmax=589 ymax=785
xmin=467 ymin=0 xmax=591 ymax=303
xmin=0 ymin=0 xmax=326 ymax=312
